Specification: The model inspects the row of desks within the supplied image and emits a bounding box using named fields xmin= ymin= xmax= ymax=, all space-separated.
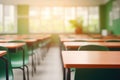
xmin=64 ymin=42 xmax=120 ymax=48
xmin=59 ymin=34 xmax=120 ymax=80
xmin=0 ymin=34 xmax=51 ymax=80
xmin=60 ymin=34 xmax=120 ymax=42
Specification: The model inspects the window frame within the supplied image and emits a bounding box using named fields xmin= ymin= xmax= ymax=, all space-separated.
xmin=0 ymin=4 xmax=17 ymax=34
xmin=29 ymin=6 xmax=100 ymax=34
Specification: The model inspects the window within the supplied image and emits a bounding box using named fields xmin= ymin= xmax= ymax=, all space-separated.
xmin=0 ymin=4 xmax=3 ymax=33
xmin=88 ymin=7 xmax=99 ymax=33
xmin=0 ymin=4 xmax=16 ymax=33
xmin=64 ymin=7 xmax=75 ymax=33
xmin=29 ymin=7 xmax=65 ymax=33
xmin=76 ymin=7 xmax=88 ymax=33
xmin=51 ymin=7 xmax=64 ymax=33
xmin=29 ymin=6 xmax=99 ymax=33
xmin=4 ymin=5 xmax=16 ymax=33
xmin=29 ymin=7 xmax=41 ymax=33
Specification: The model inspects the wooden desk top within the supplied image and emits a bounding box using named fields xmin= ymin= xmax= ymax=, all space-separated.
xmin=0 ymin=34 xmax=51 ymax=43
xmin=0 ymin=43 xmax=25 ymax=49
xmin=0 ymin=51 xmax=7 ymax=57
xmin=64 ymin=42 xmax=120 ymax=48
xmin=60 ymin=38 xmax=120 ymax=42
xmin=60 ymin=34 xmax=120 ymax=42
xmin=62 ymin=51 xmax=120 ymax=68
xmin=0 ymin=39 xmax=14 ymax=43
xmin=21 ymin=39 xmax=37 ymax=43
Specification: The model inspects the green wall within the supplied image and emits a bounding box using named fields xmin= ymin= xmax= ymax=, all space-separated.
xmin=100 ymin=0 xmax=120 ymax=35
xmin=17 ymin=5 xmax=29 ymax=34
xmin=99 ymin=5 xmax=106 ymax=31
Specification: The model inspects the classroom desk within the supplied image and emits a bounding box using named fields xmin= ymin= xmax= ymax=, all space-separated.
xmin=0 ymin=43 xmax=25 ymax=49
xmin=0 ymin=35 xmax=51 ymax=76
xmin=60 ymin=37 xmax=120 ymax=42
xmin=0 ymin=43 xmax=26 ymax=80
xmin=90 ymin=34 xmax=120 ymax=39
xmin=20 ymin=36 xmax=51 ymax=76
xmin=21 ymin=39 xmax=37 ymax=46
xmin=21 ymin=39 xmax=38 ymax=76
xmin=0 ymin=51 xmax=8 ymax=80
xmin=59 ymin=34 xmax=120 ymax=42
xmin=0 ymin=39 xmax=14 ymax=43
xmin=63 ymin=42 xmax=120 ymax=49
xmin=62 ymin=51 xmax=120 ymax=80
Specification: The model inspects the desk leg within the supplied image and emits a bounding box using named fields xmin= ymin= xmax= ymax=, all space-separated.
xmin=31 ymin=53 xmax=36 ymax=75
xmin=31 ymin=45 xmax=36 ymax=76
xmin=20 ymin=47 xmax=26 ymax=80
xmin=63 ymin=68 xmax=66 ymax=80
xmin=67 ymin=68 xmax=71 ymax=80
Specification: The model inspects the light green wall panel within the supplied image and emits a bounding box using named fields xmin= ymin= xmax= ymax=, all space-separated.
xmin=17 ymin=5 xmax=29 ymax=16
xmin=113 ymin=19 xmax=120 ymax=35
xmin=18 ymin=17 xmax=29 ymax=34
xmin=17 ymin=5 xmax=29 ymax=34
xmin=99 ymin=5 xmax=106 ymax=31
xmin=102 ymin=0 xmax=120 ymax=35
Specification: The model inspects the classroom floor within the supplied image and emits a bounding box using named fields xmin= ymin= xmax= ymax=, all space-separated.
xmin=13 ymin=45 xmax=63 ymax=80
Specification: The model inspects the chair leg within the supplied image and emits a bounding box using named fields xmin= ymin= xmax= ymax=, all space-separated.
xmin=24 ymin=65 xmax=29 ymax=80
xmin=31 ymin=54 xmax=36 ymax=76
xmin=31 ymin=54 xmax=34 ymax=76
xmin=19 ymin=67 xmax=26 ymax=80
xmin=34 ymin=53 xmax=37 ymax=73
xmin=23 ymin=67 xmax=26 ymax=80
xmin=36 ymin=48 xmax=41 ymax=65
xmin=37 ymin=52 xmax=41 ymax=65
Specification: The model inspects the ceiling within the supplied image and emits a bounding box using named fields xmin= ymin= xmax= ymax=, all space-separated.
xmin=0 ymin=0 xmax=110 ymax=6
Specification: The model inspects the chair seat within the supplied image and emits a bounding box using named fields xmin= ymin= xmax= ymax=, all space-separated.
xmin=9 ymin=51 xmax=29 ymax=68
xmin=8 ymin=40 xmax=30 ymax=80
xmin=11 ymin=59 xmax=29 ymax=68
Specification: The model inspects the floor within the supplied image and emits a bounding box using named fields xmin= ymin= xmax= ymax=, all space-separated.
xmin=13 ymin=46 xmax=63 ymax=80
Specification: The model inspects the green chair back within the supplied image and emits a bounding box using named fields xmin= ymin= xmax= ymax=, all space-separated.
xmin=105 ymin=39 xmax=120 ymax=51
xmin=75 ymin=44 xmax=120 ymax=80
xmin=7 ymin=40 xmax=29 ymax=68
xmin=105 ymin=39 xmax=120 ymax=42
xmin=78 ymin=44 xmax=109 ymax=51
xmin=75 ymin=68 xmax=120 ymax=80
xmin=73 ymin=40 xmax=86 ymax=42
xmin=67 ymin=40 xmax=86 ymax=51
xmin=0 ymin=46 xmax=14 ymax=80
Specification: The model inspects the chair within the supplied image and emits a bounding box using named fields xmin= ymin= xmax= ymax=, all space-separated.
xmin=67 ymin=40 xmax=86 ymax=51
xmin=23 ymin=37 xmax=40 ymax=76
xmin=75 ymin=68 xmax=120 ymax=80
xmin=75 ymin=44 xmax=120 ymax=80
xmin=0 ymin=46 xmax=14 ymax=80
xmin=105 ymin=39 xmax=120 ymax=42
xmin=8 ymin=40 xmax=29 ymax=80
xmin=78 ymin=44 xmax=109 ymax=51
xmin=73 ymin=40 xmax=86 ymax=42
xmin=25 ymin=39 xmax=38 ymax=76
xmin=105 ymin=39 xmax=120 ymax=51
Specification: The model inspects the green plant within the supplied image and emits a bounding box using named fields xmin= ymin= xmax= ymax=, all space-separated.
xmin=69 ymin=17 xmax=83 ymax=28
xmin=69 ymin=17 xmax=83 ymax=34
